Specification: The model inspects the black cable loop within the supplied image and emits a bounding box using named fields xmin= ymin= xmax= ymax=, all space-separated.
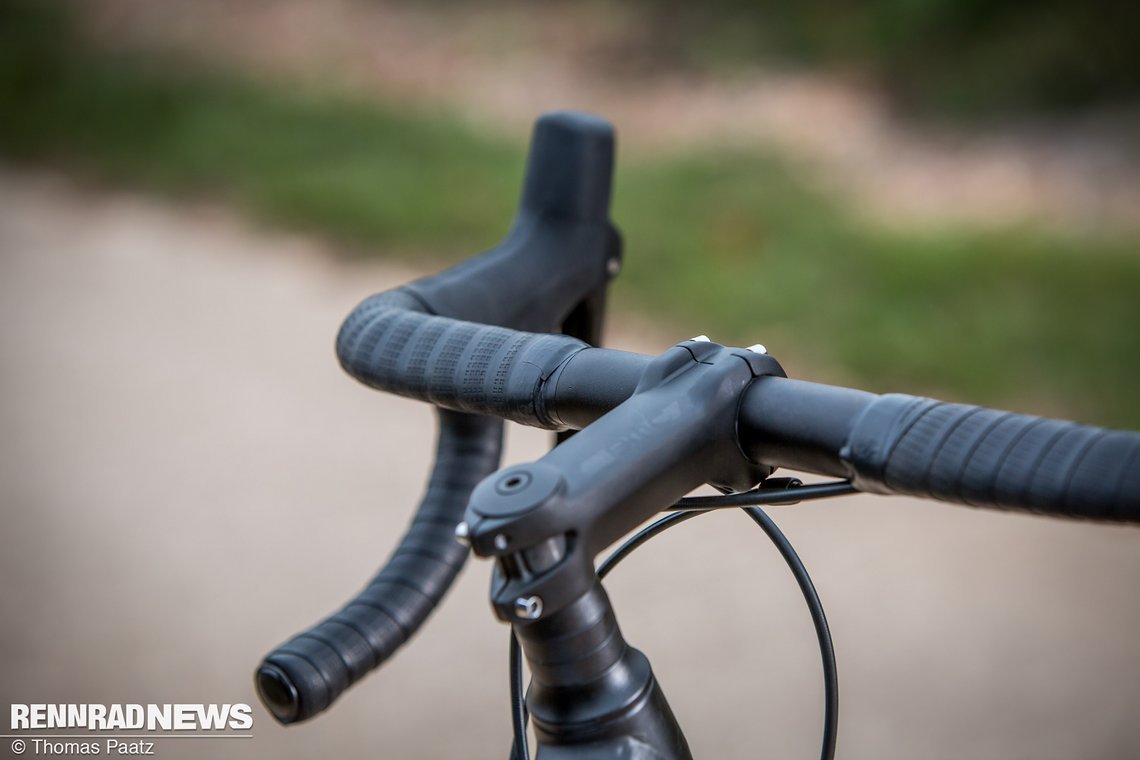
xmin=743 ymin=506 xmax=839 ymax=760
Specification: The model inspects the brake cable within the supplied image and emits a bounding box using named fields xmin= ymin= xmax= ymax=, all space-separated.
xmin=508 ymin=479 xmax=855 ymax=760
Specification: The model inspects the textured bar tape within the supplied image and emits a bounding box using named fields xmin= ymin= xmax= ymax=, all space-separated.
xmin=256 ymin=410 xmax=502 ymax=723
xmin=844 ymin=394 xmax=1140 ymax=522
xmin=336 ymin=290 xmax=590 ymax=429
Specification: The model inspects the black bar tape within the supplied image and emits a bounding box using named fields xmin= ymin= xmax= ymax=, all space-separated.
xmin=258 ymin=286 xmax=591 ymax=725
xmin=336 ymin=290 xmax=590 ymax=429
xmin=255 ymin=112 xmax=622 ymax=727
xmin=843 ymin=394 xmax=1140 ymax=523
xmin=256 ymin=409 xmax=503 ymax=724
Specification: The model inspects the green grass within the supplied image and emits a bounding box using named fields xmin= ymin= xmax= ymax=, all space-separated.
xmin=615 ymin=156 xmax=1140 ymax=422
xmin=0 ymin=3 xmax=524 ymax=253
xmin=3 ymin=0 xmax=1139 ymax=428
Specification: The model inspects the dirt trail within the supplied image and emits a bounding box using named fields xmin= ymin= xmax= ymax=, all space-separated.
xmin=2 ymin=167 xmax=1140 ymax=758
xmin=80 ymin=0 xmax=1140 ymax=232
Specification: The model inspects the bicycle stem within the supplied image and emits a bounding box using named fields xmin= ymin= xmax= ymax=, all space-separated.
xmin=464 ymin=339 xmax=785 ymax=621
xmin=463 ymin=339 xmax=785 ymax=757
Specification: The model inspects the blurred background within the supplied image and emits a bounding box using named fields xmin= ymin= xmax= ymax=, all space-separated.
xmin=1 ymin=1 xmax=1138 ymax=758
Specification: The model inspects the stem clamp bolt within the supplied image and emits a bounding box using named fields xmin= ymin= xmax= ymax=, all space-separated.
xmin=454 ymin=521 xmax=471 ymax=545
xmin=514 ymin=595 xmax=544 ymax=620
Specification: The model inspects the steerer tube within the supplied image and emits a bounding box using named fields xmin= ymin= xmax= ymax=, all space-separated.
xmin=513 ymin=581 xmax=692 ymax=759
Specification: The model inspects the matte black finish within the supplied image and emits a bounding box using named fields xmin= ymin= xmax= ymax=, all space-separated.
xmin=739 ymin=377 xmax=877 ymax=478
xmin=843 ymin=394 xmax=1140 ymax=522
xmin=257 ymin=409 xmax=501 ymax=723
xmin=337 ymin=318 xmax=1140 ymax=524
xmin=550 ymin=350 xmax=875 ymax=478
xmin=545 ymin=347 xmax=650 ymax=428
xmin=514 ymin=582 xmax=692 ymax=760
xmin=403 ymin=110 xmax=620 ymax=334
xmin=464 ymin=341 xmax=785 ymax=622
xmin=256 ymin=111 xmax=623 ymax=725
xmin=337 ymin=293 xmax=589 ymax=428
xmin=259 ymin=109 xmax=1140 ymax=759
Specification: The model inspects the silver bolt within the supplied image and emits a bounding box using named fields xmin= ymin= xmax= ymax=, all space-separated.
xmin=514 ymin=595 xmax=544 ymax=620
xmin=454 ymin=521 xmax=471 ymax=545
xmin=606 ymin=258 xmax=621 ymax=276
xmin=493 ymin=534 xmax=509 ymax=551
xmin=689 ymin=335 xmax=711 ymax=342
xmin=746 ymin=343 xmax=768 ymax=355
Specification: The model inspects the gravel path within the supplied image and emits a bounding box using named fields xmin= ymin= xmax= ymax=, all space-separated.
xmin=2 ymin=169 xmax=1139 ymax=758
